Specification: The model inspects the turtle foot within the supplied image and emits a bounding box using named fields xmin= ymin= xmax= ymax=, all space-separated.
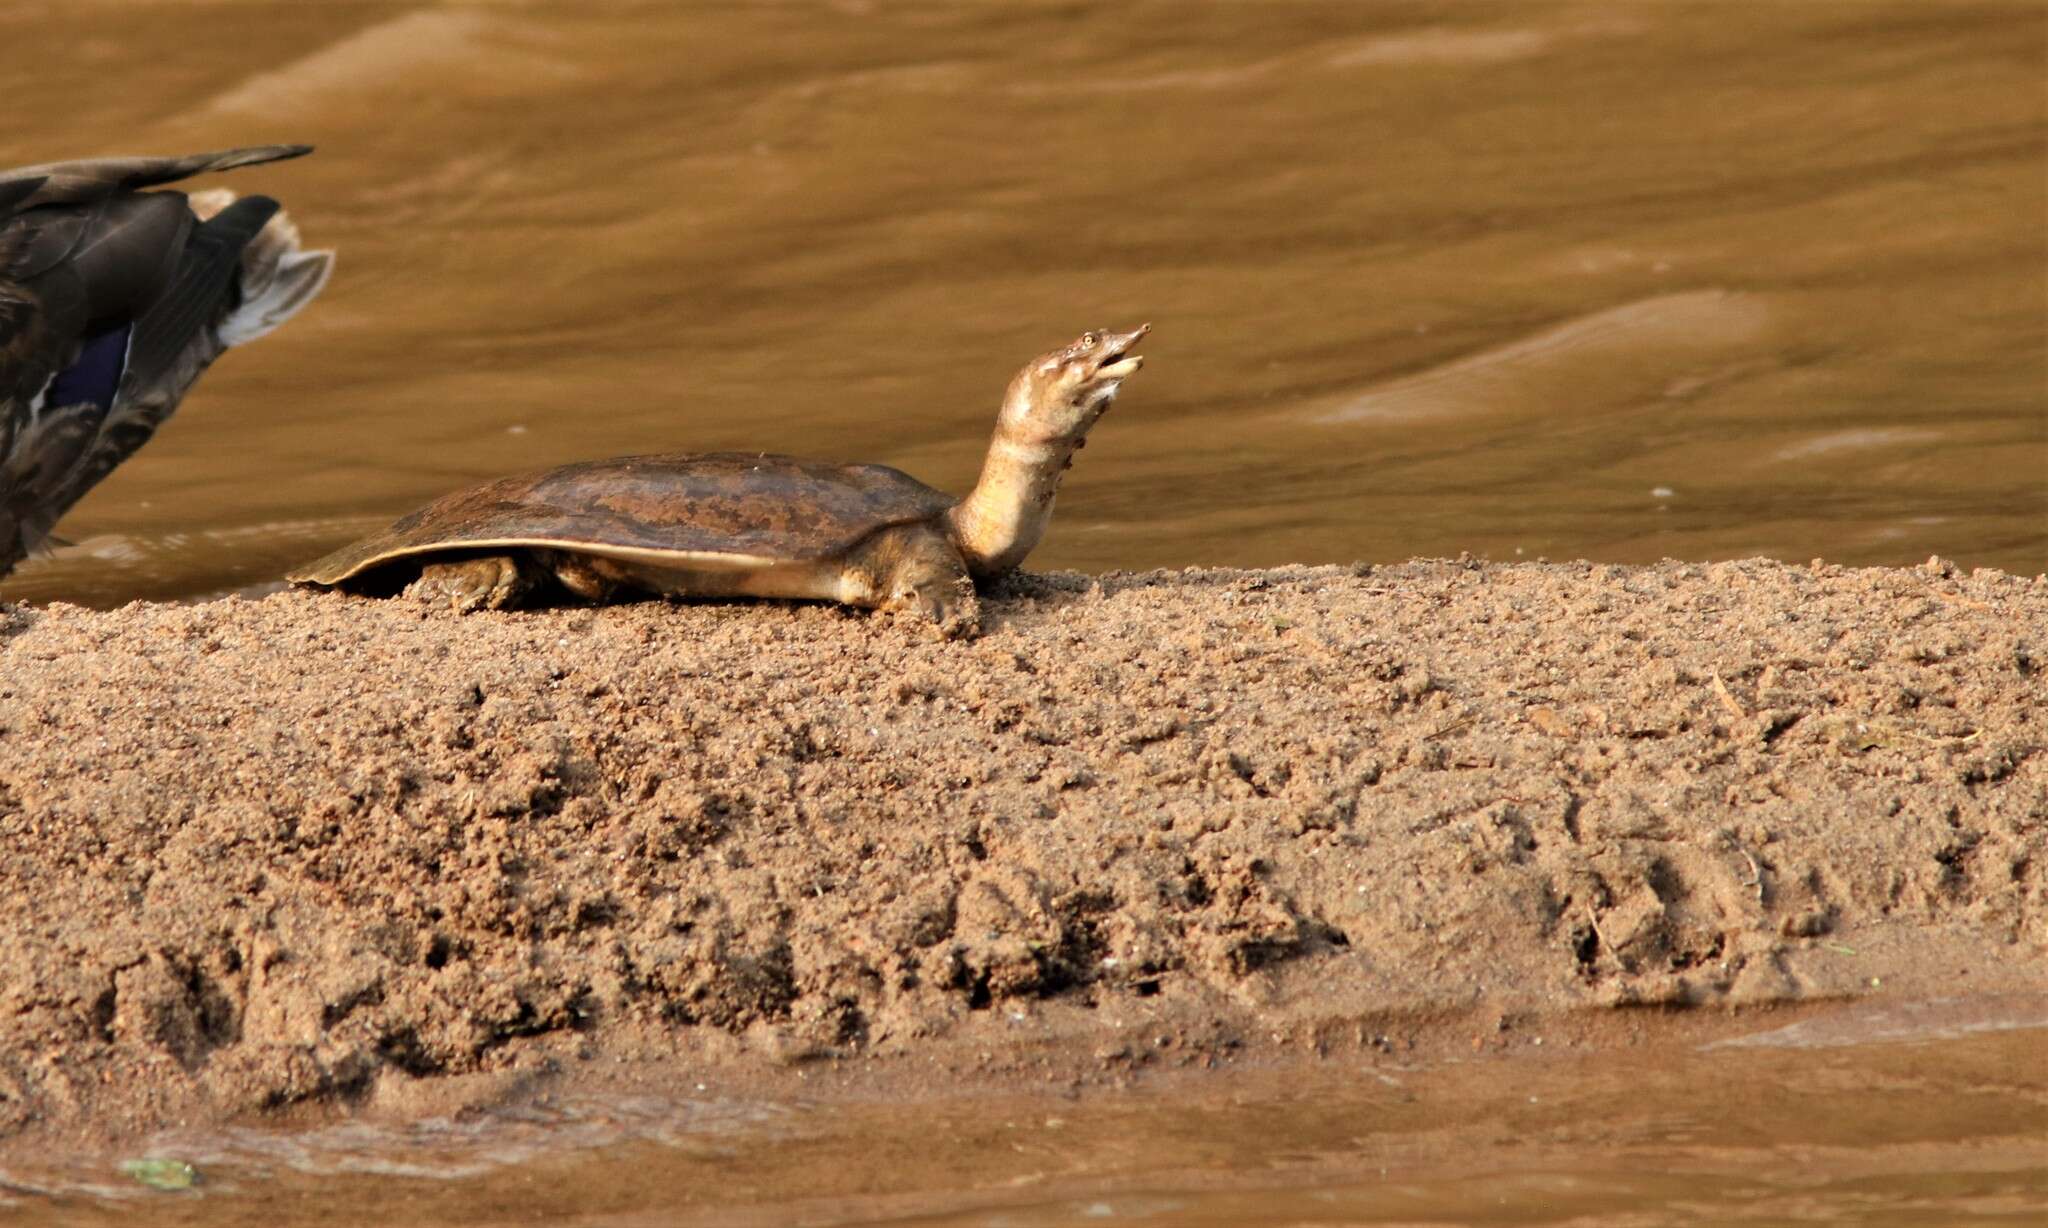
xmin=408 ymin=554 xmax=539 ymax=612
xmin=857 ymin=524 xmax=981 ymax=640
xmin=885 ymin=573 xmax=981 ymax=640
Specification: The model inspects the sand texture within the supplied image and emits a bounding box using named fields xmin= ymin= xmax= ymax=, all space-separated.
xmin=0 ymin=558 xmax=2042 ymax=1144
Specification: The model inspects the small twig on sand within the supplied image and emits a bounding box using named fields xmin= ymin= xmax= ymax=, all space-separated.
xmin=1425 ymin=714 xmax=1477 ymax=741
xmin=1736 ymin=846 xmax=1764 ymax=904
xmin=1710 ymin=671 xmax=1748 ymax=722
xmin=1585 ymin=903 xmax=1615 ymax=969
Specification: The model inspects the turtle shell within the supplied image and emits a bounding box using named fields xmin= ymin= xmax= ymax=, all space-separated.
xmin=290 ymin=452 xmax=957 ymax=585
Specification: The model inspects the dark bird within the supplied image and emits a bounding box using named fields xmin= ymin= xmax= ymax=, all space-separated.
xmin=0 ymin=145 xmax=332 ymax=578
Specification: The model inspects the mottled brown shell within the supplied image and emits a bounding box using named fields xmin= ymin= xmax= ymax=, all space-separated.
xmin=290 ymin=452 xmax=956 ymax=585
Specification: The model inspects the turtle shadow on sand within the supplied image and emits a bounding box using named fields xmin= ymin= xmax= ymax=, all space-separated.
xmin=992 ymin=564 xmax=1370 ymax=606
xmin=0 ymin=603 xmax=38 ymax=642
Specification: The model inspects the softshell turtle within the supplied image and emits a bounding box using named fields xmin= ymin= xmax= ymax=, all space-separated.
xmin=290 ymin=324 xmax=1148 ymax=637
xmin=0 ymin=146 xmax=333 ymax=576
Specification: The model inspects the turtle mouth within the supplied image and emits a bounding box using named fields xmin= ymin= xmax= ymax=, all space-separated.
xmin=1091 ymin=323 xmax=1150 ymax=379
xmin=1095 ymin=351 xmax=1143 ymax=380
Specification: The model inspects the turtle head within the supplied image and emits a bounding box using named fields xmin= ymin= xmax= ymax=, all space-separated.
xmin=1000 ymin=323 xmax=1149 ymax=443
xmin=950 ymin=324 xmax=1150 ymax=578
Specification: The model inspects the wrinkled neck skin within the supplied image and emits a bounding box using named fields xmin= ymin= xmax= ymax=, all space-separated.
xmin=947 ymin=377 xmax=1105 ymax=580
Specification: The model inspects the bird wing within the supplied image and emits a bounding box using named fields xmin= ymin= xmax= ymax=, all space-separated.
xmin=0 ymin=145 xmax=310 ymax=211
xmin=0 ymin=146 xmax=320 ymax=578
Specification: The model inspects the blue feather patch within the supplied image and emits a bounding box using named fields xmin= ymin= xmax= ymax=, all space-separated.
xmin=44 ymin=323 xmax=131 ymax=413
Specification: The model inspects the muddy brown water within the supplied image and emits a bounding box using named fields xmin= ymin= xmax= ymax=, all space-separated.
xmin=3 ymin=998 xmax=2045 ymax=1225
xmin=1 ymin=1 xmax=2043 ymax=607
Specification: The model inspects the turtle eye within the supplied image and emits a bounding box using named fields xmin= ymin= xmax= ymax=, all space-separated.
xmin=1080 ymin=332 xmax=1097 ymax=347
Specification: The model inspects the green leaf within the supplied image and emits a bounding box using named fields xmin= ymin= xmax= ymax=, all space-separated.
xmin=120 ymin=1158 xmax=198 ymax=1191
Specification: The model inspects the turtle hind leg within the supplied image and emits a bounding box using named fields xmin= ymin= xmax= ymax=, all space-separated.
xmin=857 ymin=526 xmax=981 ymax=639
xmin=536 ymin=549 xmax=622 ymax=604
xmin=409 ymin=553 xmax=548 ymax=612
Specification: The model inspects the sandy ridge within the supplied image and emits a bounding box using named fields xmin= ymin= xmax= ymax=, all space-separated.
xmin=0 ymin=557 xmax=2041 ymax=1143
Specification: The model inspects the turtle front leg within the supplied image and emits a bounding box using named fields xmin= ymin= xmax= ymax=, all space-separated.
xmin=887 ymin=554 xmax=980 ymax=639
xmin=854 ymin=526 xmax=981 ymax=639
xmin=409 ymin=553 xmax=546 ymax=612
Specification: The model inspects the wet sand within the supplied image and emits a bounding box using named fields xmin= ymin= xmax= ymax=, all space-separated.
xmin=1 ymin=557 xmax=2042 ymax=1154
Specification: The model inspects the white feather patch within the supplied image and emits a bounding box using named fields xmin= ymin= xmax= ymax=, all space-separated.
xmin=218 ymin=247 xmax=335 ymax=349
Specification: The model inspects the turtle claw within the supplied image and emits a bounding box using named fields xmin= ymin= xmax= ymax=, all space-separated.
xmin=409 ymin=555 xmax=537 ymax=612
xmin=927 ymin=590 xmax=982 ymax=640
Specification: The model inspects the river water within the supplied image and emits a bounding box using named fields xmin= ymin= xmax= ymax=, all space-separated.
xmin=4 ymin=997 xmax=2045 ymax=1225
xmin=2 ymin=1 xmax=2042 ymax=606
